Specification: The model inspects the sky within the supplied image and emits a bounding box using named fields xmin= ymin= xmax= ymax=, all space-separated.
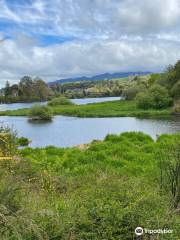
xmin=0 ymin=0 xmax=180 ymax=87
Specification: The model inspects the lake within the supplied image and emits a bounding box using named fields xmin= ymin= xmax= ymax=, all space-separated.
xmin=0 ymin=115 xmax=179 ymax=148
xmin=72 ymin=97 xmax=121 ymax=105
xmin=0 ymin=97 xmax=121 ymax=111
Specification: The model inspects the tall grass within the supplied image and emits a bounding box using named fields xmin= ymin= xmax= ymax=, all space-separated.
xmin=0 ymin=131 xmax=179 ymax=239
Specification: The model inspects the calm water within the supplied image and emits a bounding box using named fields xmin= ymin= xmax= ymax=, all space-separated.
xmin=0 ymin=102 xmax=47 ymax=111
xmin=72 ymin=97 xmax=121 ymax=105
xmin=0 ymin=116 xmax=179 ymax=148
xmin=0 ymin=97 xmax=121 ymax=111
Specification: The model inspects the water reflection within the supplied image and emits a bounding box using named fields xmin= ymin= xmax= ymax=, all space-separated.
xmin=0 ymin=115 xmax=179 ymax=148
xmin=0 ymin=97 xmax=121 ymax=111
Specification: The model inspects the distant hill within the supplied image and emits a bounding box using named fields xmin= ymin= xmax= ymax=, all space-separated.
xmin=48 ymin=71 xmax=152 ymax=85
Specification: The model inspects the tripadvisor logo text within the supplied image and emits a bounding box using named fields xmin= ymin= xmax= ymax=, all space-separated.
xmin=135 ymin=227 xmax=173 ymax=236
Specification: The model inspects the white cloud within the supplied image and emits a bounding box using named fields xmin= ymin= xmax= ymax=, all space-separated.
xmin=0 ymin=0 xmax=180 ymax=86
xmin=0 ymin=37 xmax=180 ymax=87
xmin=1 ymin=0 xmax=180 ymax=37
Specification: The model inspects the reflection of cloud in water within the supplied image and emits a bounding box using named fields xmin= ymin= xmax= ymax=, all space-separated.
xmin=0 ymin=116 xmax=179 ymax=148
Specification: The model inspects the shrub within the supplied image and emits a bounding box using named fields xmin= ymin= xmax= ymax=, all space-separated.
xmin=136 ymin=92 xmax=153 ymax=109
xmin=122 ymin=85 xmax=141 ymax=100
xmin=150 ymin=85 xmax=172 ymax=108
xmin=48 ymin=96 xmax=73 ymax=106
xmin=148 ymin=73 xmax=161 ymax=86
xmin=17 ymin=137 xmax=30 ymax=146
xmin=171 ymin=80 xmax=180 ymax=99
xmin=136 ymin=84 xmax=172 ymax=109
xmin=173 ymin=99 xmax=180 ymax=114
xmin=122 ymin=84 xmax=146 ymax=100
xmin=28 ymin=104 xmax=53 ymax=121
xmin=0 ymin=125 xmax=17 ymax=157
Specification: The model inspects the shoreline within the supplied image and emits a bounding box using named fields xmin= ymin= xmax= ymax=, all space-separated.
xmin=0 ymin=100 xmax=173 ymax=118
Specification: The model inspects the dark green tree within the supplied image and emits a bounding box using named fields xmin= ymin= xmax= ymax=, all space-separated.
xmin=4 ymin=81 xmax=11 ymax=97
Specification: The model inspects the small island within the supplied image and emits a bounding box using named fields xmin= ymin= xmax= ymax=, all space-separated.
xmin=28 ymin=104 xmax=53 ymax=121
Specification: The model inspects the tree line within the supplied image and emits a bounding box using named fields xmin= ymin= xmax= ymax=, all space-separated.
xmin=122 ymin=60 xmax=180 ymax=113
xmin=0 ymin=76 xmax=54 ymax=103
xmin=50 ymin=80 xmax=123 ymax=98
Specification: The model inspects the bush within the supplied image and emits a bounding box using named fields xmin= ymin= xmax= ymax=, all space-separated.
xmin=122 ymin=83 xmax=147 ymax=100
xmin=148 ymin=73 xmax=161 ymax=86
xmin=136 ymin=92 xmax=153 ymax=109
xmin=150 ymin=85 xmax=172 ymax=109
xmin=136 ymin=84 xmax=172 ymax=109
xmin=171 ymin=80 xmax=180 ymax=99
xmin=173 ymin=99 xmax=180 ymax=114
xmin=28 ymin=104 xmax=53 ymax=121
xmin=0 ymin=125 xmax=17 ymax=157
xmin=17 ymin=137 xmax=30 ymax=146
xmin=122 ymin=85 xmax=141 ymax=100
xmin=48 ymin=96 xmax=73 ymax=106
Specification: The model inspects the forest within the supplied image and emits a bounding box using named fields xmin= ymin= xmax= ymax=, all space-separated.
xmin=0 ymin=76 xmax=54 ymax=103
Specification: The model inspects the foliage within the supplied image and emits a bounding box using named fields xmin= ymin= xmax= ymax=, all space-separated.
xmin=28 ymin=104 xmax=53 ymax=121
xmin=17 ymin=137 xmax=30 ymax=146
xmin=122 ymin=84 xmax=146 ymax=100
xmin=136 ymin=84 xmax=172 ymax=109
xmin=173 ymin=99 xmax=180 ymax=114
xmin=1 ymin=76 xmax=54 ymax=103
xmin=0 ymin=124 xmax=17 ymax=157
xmin=0 ymin=132 xmax=179 ymax=239
xmin=135 ymin=92 xmax=153 ymax=110
xmin=156 ymin=134 xmax=180 ymax=208
xmin=171 ymin=80 xmax=180 ymax=99
xmin=50 ymin=79 xmax=124 ymax=98
xmin=4 ymin=81 xmax=11 ymax=98
xmin=147 ymin=73 xmax=161 ymax=86
xmin=48 ymin=96 xmax=73 ymax=106
xmin=157 ymin=60 xmax=180 ymax=100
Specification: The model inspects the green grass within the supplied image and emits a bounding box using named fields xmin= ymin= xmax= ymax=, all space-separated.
xmin=1 ymin=132 xmax=179 ymax=239
xmin=0 ymin=100 xmax=172 ymax=118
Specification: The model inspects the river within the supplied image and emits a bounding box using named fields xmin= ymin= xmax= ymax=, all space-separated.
xmin=0 ymin=115 xmax=179 ymax=148
xmin=0 ymin=97 xmax=121 ymax=111
xmin=0 ymin=97 xmax=179 ymax=147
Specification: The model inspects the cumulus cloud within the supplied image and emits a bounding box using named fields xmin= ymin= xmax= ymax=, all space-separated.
xmin=0 ymin=0 xmax=180 ymax=86
xmin=0 ymin=37 xmax=180 ymax=87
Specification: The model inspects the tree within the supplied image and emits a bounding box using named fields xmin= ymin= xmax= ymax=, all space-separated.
xmin=4 ymin=81 xmax=11 ymax=97
xmin=136 ymin=92 xmax=153 ymax=109
xmin=18 ymin=76 xmax=34 ymax=100
xmin=122 ymin=84 xmax=146 ymax=100
xmin=136 ymin=84 xmax=172 ymax=109
xmin=18 ymin=76 xmax=53 ymax=102
xmin=34 ymin=77 xmax=51 ymax=101
xmin=171 ymin=80 xmax=180 ymax=99
xmin=150 ymin=85 xmax=172 ymax=109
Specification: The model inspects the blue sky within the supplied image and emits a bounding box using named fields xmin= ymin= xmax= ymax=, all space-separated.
xmin=0 ymin=0 xmax=180 ymax=86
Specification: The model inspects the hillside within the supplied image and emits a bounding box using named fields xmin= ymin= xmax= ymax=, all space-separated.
xmin=49 ymin=71 xmax=151 ymax=85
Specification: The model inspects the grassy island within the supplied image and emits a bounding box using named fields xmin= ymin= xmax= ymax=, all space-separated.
xmin=0 ymin=100 xmax=172 ymax=118
xmin=28 ymin=104 xmax=53 ymax=121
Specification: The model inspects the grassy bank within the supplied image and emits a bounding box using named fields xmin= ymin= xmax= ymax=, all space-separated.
xmin=0 ymin=100 xmax=172 ymax=118
xmin=0 ymin=132 xmax=180 ymax=239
